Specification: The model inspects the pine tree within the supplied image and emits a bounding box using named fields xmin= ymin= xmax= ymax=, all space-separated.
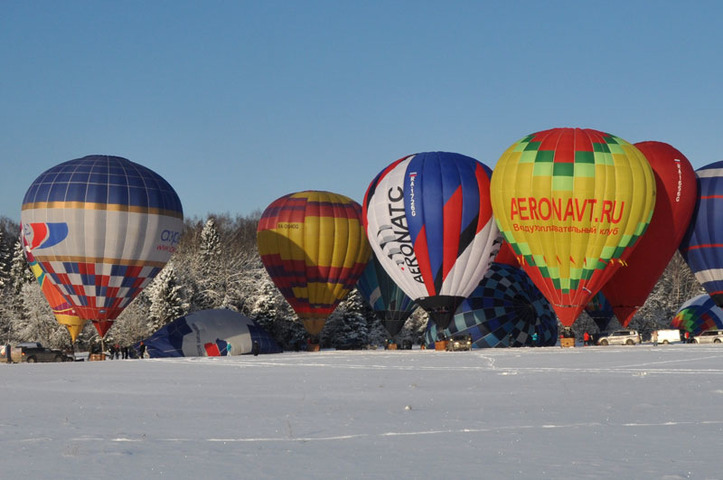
xmin=200 ymin=217 xmax=222 ymax=276
xmin=147 ymin=262 xmax=188 ymax=333
xmin=7 ymin=238 xmax=35 ymax=328
xmin=13 ymin=282 xmax=69 ymax=348
xmin=0 ymin=229 xmax=12 ymax=289
xmin=633 ymin=251 xmax=704 ymax=335
xmin=9 ymin=239 xmax=35 ymax=294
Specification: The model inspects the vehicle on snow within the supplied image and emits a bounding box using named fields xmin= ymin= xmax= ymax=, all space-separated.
xmin=692 ymin=330 xmax=723 ymax=344
xmin=0 ymin=342 xmax=73 ymax=363
xmin=596 ymin=330 xmax=641 ymax=346
xmin=446 ymin=334 xmax=473 ymax=351
xmin=652 ymin=329 xmax=681 ymax=344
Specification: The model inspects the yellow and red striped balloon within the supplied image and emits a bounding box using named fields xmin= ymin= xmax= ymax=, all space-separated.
xmin=257 ymin=191 xmax=371 ymax=336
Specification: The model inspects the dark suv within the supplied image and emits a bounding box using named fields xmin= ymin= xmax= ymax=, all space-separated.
xmin=446 ymin=335 xmax=473 ymax=351
xmin=15 ymin=342 xmax=73 ymax=363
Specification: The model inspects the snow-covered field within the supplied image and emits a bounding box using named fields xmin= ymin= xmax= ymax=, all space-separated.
xmin=2 ymin=345 xmax=722 ymax=479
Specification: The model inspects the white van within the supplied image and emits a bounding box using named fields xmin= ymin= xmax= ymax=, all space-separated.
xmin=653 ymin=329 xmax=681 ymax=344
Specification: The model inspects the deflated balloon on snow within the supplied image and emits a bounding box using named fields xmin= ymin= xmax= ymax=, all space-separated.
xmin=21 ymin=155 xmax=184 ymax=337
xmin=140 ymin=309 xmax=281 ymax=358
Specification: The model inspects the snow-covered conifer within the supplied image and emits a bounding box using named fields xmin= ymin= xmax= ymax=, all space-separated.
xmin=147 ymin=262 xmax=188 ymax=333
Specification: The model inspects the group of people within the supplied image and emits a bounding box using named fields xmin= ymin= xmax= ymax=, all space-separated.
xmin=89 ymin=342 xmax=144 ymax=359
xmin=107 ymin=344 xmax=134 ymax=359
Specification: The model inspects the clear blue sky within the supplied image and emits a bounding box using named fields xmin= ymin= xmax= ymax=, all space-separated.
xmin=2 ymin=1 xmax=721 ymax=222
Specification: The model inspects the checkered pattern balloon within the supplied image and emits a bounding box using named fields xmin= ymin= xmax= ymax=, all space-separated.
xmin=491 ymin=128 xmax=656 ymax=327
xmin=425 ymin=263 xmax=558 ymax=348
xmin=21 ymin=155 xmax=183 ymax=337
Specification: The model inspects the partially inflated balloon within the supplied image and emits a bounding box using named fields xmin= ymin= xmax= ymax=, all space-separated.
xmin=21 ymin=155 xmax=184 ymax=337
xmin=672 ymin=294 xmax=723 ymax=336
xmin=140 ymin=309 xmax=282 ymax=358
xmin=602 ymin=142 xmax=697 ymax=326
xmin=24 ymin=236 xmax=86 ymax=342
xmin=364 ymin=152 xmax=501 ymax=330
xmin=257 ymin=191 xmax=371 ymax=336
xmin=356 ymin=254 xmax=417 ymax=337
xmin=491 ymin=128 xmax=656 ymax=327
xmin=424 ymin=263 xmax=558 ymax=348
xmin=679 ymin=161 xmax=723 ymax=306
xmin=584 ymin=291 xmax=615 ymax=332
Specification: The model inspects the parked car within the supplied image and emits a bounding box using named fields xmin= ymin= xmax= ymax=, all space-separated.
xmin=652 ymin=329 xmax=681 ymax=344
xmin=596 ymin=330 xmax=641 ymax=346
xmin=692 ymin=330 xmax=723 ymax=344
xmin=3 ymin=342 xmax=73 ymax=363
xmin=446 ymin=334 xmax=473 ymax=351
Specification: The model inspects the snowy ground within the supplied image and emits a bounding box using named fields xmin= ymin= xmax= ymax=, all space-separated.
xmin=2 ymin=344 xmax=722 ymax=479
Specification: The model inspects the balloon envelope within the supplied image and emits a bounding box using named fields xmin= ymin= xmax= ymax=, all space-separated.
xmin=491 ymin=128 xmax=656 ymax=327
xmin=424 ymin=263 xmax=558 ymax=348
xmin=24 ymin=236 xmax=86 ymax=342
xmin=257 ymin=191 xmax=371 ymax=336
xmin=140 ymin=309 xmax=281 ymax=358
xmin=602 ymin=142 xmax=697 ymax=326
xmin=679 ymin=161 xmax=723 ymax=307
xmin=356 ymin=254 xmax=417 ymax=337
xmin=584 ymin=291 xmax=615 ymax=332
xmin=364 ymin=152 xmax=501 ymax=330
xmin=21 ymin=155 xmax=184 ymax=337
xmin=671 ymin=294 xmax=723 ymax=336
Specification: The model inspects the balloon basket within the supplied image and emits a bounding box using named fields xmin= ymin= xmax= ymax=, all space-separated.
xmin=89 ymin=353 xmax=106 ymax=361
xmin=435 ymin=341 xmax=448 ymax=351
xmin=560 ymin=338 xmax=575 ymax=348
xmin=307 ymin=344 xmax=321 ymax=352
xmin=385 ymin=343 xmax=397 ymax=350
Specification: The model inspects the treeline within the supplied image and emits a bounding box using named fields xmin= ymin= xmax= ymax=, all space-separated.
xmin=0 ymin=214 xmax=425 ymax=351
xmin=0 ymin=213 xmax=703 ymax=352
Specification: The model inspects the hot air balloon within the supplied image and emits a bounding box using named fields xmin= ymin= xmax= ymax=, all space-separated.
xmin=494 ymin=240 xmax=521 ymax=267
xmin=679 ymin=161 xmax=723 ymax=307
xmin=23 ymin=236 xmax=86 ymax=342
xmin=257 ymin=191 xmax=371 ymax=341
xmin=672 ymin=294 xmax=723 ymax=336
xmin=584 ymin=291 xmax=615 ymax=332
xmin=424 ymin=263 xmax=558 ymax=348
xmin=21 ymin=155 xmax=184 ymax=338
xmin=602 ymin=142 xmax=697 ymax=326
xmin=490 ymin=128 xmax=656 ymax=328
xmin=139 ymin=309 xmax=281 ymax=358
xmin=356 ymin=253 xmax=417 ymax=338
xmin=363 ymin=152 xmax=501 ymax=332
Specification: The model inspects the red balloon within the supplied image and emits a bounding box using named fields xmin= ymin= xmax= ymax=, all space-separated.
xmin=494 ymin=241 xmax=520 ymax=268
xmin=602 ymin=141 xmax=697 ymax=326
